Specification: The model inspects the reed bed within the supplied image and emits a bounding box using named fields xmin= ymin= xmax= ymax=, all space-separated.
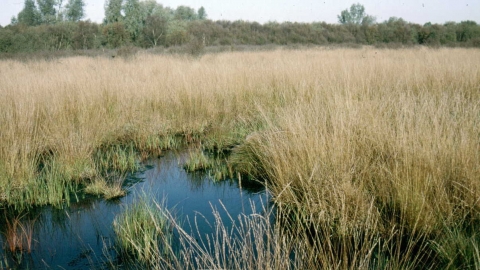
xmin=1 ymin=47 xmax=479 ymax=268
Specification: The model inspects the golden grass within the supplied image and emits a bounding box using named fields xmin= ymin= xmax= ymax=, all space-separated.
xmin=0 ymin=47 xmax=479 ymax=267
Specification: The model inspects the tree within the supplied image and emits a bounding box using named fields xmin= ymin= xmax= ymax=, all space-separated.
xmin=174 ymin=6 xmax=197 ymax=21
xmin=103 ymin=22 xmax=129 ymax=48
xmin=56 ymin=0 xmax=65 ymax=21
xmin=139 ymin=1 xmax=173 ymax=22
xmin=152 ymin=5 xmax=174 ymax=21
xmin=18 ymin=0 xmax=41 ymax=26
xmin=73 ymin=20 xmax=100 ymax=49
xmin=137 ymin=0 xmax=174 ymax=46
xmin=0 ymin=28 xmax=14 ymax=52
xmin=37 ymin=0 xmax=57 ymax=24
xmin=443 ymin=22 xmax=457 ymax=44
xmin=166 ymin=20 xmax=188 ymax=46
xmin=41 ymin=22 xmax=77 ymax=50
xmin=143 ymin=14 xmax=167 ymax=46
xmin=65 ymin=0 xmax=85 ymax=22
xmin=139 ymin=0 xmax=157 ymax=17
xmin=104 ymin=0 xmax=123 ymax=24
xmin=10 ymin=16 xmax=19 ymax=26
xmin=377 ymin=17 xmax=416 ymax=44
xmin=456 ymin=21 xmax=480 ymax=42
xmin=198 ymin=6 xmax=207 ymax=20
xmin=362 ymin=15 xmax=376 ymax=26
xmin=338 ymin=3 xmax=375 ymax=25
xmin=123 ymin=0 xmax=143 ymax=42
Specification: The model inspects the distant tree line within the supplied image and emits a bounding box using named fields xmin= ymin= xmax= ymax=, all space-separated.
xmin=0 ymin=1 xmax=479 ymax=54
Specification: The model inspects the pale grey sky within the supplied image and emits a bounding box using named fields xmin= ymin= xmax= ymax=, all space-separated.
xmin=0 ymin=0 xmax=479 ymax=27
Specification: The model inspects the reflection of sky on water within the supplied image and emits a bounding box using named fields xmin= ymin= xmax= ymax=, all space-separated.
xmin=0 ymin=151 xmax=268 ymax=269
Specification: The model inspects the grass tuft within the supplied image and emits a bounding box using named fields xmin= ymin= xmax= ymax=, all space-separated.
xmin=84 ymin=176 xmax=126 ymax=200
xmin=113 ymin=196 xmax=172 ymax=264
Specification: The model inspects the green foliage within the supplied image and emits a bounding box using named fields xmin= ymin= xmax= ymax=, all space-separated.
xmin=142 ymin=15 xmax=167 ymax=46
xmin=150 ymin=4 xmax=174 ymax=21
xmin=139 ymin=0 xmax=158 ymax=17
xmin=123 ymin=0 xmax=143 ymax=42
xmin=166 ymin=20 xmax=188 ymax=46
xmin=102 ymin=22 xmax=129 ymax=48
xmin=139 ymin=3 xmax=174 ymax=47
xmin=338 ymin=3 xmax=374 ymax=25
xmin=362 ymin=15 xmax=376 ymax=25
xmin=113 ymin=196 xmax=172 ymax=263
xmin=10 ymin=16 xmax=18 ymax=26
xmin=183 ymin=150 xmax=213 ymax=172
xmin=65 ymin=0 xmax=85 ymax=22
xmin=3 ymin=2 xmax=480 ymax=53
xmin=0 ymin=29 xmax=14 ymax=52
xmin=72 ymin=21 xmax=100 ymax=49
xmin=104 ymin=0 xmax=123 ymax=24
xmin=84 ymin=176 xmax=126 ymax=200
xmin=94 ymin=143 xmax=139 ymax=175
xmin=198 ymin=6 xmax=207 ymax=20
xmin=18 ymin=0 xmax=41 ymax=26
xmin=442 ymin=22 xmax=458 ymax=44
xmin=174 ymin=5 xmax=197 ymax=21
xmin=433 ymin=225 xmax=480 ymax=269
xmin=37 ymin=0 xmax=57 ymax=24
xmin=457 ymin=20 xmax=480 ymax=42
xmin=41 ymin=22 xmax=76 ymax=50
xmin=377 ymin=17 xmax=416 ymax=44
xmin=418 ymin=23 xmax=440 ymax=45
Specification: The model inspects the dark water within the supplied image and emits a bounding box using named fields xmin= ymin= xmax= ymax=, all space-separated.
xmin=0 ymin=151 xmax=269 ymax=269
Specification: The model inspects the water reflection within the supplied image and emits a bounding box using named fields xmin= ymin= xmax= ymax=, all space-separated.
xmin=0 ymin=151 xmax=268 ymax=269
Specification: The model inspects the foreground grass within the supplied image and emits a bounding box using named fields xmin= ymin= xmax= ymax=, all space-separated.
xmin=0 ymin=47 xmax=479 ymax=268
xmin=113 ymin=196 xmax=172 ymax=264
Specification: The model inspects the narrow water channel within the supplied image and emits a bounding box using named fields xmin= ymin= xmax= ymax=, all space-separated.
xmin=0 ymin=151 xmax=269 ymax=269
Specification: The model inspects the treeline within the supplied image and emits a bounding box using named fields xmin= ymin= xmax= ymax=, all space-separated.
xmin=0 ymin=1 xmax=479 ymax=54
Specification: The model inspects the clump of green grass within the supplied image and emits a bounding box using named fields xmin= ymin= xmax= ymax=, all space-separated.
xmin=183 ymin=149 xmax=233 ymax=181
xmin=201 ymin=117 xmax=264 ymax=156
xmin=207 ymin=161 xmax=232 ymax=181
xmin=113 ymin=196 xmax=172 ymax=264
xmin=2 ymin=157 xmax=81 ymax=209
xmin=84 ymin=176 xmax=126 ymax=200
xmin=94 ymin=144 xmax=140 ymax=175
xmin=183 ymin=149 xmax=213 ymax=172
xmin=431 ymin=223 xmax=480 ymax=269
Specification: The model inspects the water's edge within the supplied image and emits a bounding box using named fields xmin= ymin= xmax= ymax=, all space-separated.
xmin=0 ymin=151 xmax=269 ymax=269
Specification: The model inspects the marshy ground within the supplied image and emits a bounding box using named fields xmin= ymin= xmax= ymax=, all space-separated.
xmin=0 ymin=47 xmax=479 ymax=269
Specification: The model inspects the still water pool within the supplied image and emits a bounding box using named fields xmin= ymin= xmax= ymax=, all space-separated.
xmin=0 ymin=151 xmax=269 ymax=269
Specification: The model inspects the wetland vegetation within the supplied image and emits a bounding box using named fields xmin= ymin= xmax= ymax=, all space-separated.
xmin=0 ymin=47 xmax=479 ymax=268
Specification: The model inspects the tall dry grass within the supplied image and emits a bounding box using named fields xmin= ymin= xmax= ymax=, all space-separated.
xmin=233 ymin=48 xmax=480 ymax=232
xmin=0 ymin=47 xmax=479 ymax=267
xmin=229 ymin=48 xmax=480 ymax=268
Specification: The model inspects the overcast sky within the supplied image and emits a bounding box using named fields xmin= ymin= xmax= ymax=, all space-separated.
xmin=1 ymin=0 xmax=479 ymax=27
